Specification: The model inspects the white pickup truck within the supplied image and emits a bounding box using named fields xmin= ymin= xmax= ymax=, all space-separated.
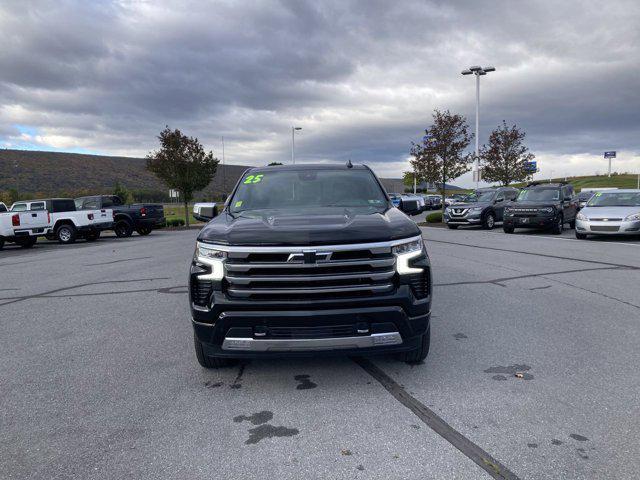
xmin=10 ymin=198 xmax=113 ymax=244
xmin=0 ymin=202 xmax=50 ymax=250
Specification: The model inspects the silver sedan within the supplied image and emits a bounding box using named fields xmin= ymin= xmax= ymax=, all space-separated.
xmin=575 ymin=190 xmax=640 ymax=239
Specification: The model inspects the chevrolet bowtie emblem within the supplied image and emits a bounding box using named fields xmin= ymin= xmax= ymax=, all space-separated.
xmin=287 ymin=251 xmax=332 ymax=263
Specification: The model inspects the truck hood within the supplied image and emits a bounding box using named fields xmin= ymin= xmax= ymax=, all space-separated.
xmin=197 ymin=207 xmax=420 ymax=246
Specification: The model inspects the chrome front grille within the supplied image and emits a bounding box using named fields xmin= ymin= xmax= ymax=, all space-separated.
xmin=590 ymin=225 xmax=620 ymax=232
xmin=224 ymin=245 xmax=396 ymax=301
xmin=511 ymin=208 xmax=539 ymax=216
xmin=451 ymin=208 xmax=469 ymax=216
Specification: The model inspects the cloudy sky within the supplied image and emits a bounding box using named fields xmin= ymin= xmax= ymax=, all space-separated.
xmin=0 ymin=0 xmax=638 ymax=186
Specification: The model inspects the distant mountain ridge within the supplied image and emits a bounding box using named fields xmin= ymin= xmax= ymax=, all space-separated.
xmin=0 ymin=148 xmax=449 ymax=198
xmin=0 ymin=149 xmax=250 ymax=198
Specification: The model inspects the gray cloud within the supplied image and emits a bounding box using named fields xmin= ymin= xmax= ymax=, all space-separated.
xmin=0 ymin=0 xmax=639 ymax=183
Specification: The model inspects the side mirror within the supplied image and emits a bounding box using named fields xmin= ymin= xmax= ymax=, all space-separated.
xmin=399 ymin=199 xmax=421 ymax=216
xmin=495 ymin=198 xmax=504 ymax=203
xmin=564 ymin=197 xmax=572 ymax=202
xmin=193 ymin=202 xmax=218 ymax=222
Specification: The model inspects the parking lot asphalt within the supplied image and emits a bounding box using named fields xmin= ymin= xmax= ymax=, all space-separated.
xmin=1 ymin=228 xmax=639 ymax=479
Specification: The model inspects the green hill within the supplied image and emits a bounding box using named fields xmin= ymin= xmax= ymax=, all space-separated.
xmin=0 ymin=149 xmax=250 ymax=202
xmin=0 ymin=148 xmax=414 ymax=203
xmin=512 ymin=174 xmax=639 ymax=191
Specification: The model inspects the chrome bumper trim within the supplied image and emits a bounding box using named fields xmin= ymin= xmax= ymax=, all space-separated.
xmin=198 ymin=235 xmax=422 ymax=253
xmin=222 ymin=332 xmax=403 ymax=351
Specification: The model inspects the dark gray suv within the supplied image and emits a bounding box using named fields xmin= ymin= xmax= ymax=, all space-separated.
xmin=444 ymin=187 xmax=519 ymax=229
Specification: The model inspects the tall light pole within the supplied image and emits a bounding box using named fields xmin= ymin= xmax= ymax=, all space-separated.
xmin=462 ymin=65 xmax=495 ymax=189
xmin=221 ymin=136 xmax=226 ymax=200
xmin=291 ymin=126 xmax=302 ymax=164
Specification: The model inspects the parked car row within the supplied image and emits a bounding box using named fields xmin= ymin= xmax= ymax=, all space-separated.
xmin=0 ymin=195 xmax=165 ymax=250
xmin=387 ymin=192 xmax=451 ymax=213
xmin=443 ymin=183 xmax=640 ymax=239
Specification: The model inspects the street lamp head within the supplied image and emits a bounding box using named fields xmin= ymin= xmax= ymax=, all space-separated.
xmin=483 ymin=66 xmax=496 ymax=72
xmin=478 ymin=70 xmax=487 ymax=76
xmin=461 ymin=69 xmax=472 ymax=75
xmin=293 ymin=127 xmax=302 ymax=131
xmin=468 ymin=66 xmax=482 ymax=72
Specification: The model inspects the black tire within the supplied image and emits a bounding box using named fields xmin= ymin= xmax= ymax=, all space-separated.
xmin=575 ymin=232 xmax=588 ymax=240
xmin=0 ymin=237 xmax=5 ymax=250
xmin=194 ymin=332 xmax=233 ymax=368
xmin=503 ymin=226 xmax=515 ymax=234
xmin=483 ymin=212 xmax=496 ymax=230
xmin=399 ymin=327 xmax=430 ymax=364
xmin=447 ymin=224 xmax=459 ymax=229
xmin=551 ymin=215 xmax=564 ymax=235
xmin=85 ymin=230 xmax=100 ymax=242
xmin=56 ymin=223 xmax=77 ymax=244
xmin=16 ymin=236 xmax=37 ymax=248
xmin=114 ymin=219 xmax=133 ymax=238
xmin=136 ymin=227 xmax=152 ymax=236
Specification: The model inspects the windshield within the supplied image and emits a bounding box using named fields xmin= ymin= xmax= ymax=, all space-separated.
xmin=517 ymin=188 xmax=559 ymax=202
xmin=578 ymin=192 xmax=594 ymax=201
xmin=586 ymin=192 xmax=640 ymax=207
xmin=229 ymin=168 xmax=389 ymax=213
xmin=463 ymin=191 xmax=495 ymax=203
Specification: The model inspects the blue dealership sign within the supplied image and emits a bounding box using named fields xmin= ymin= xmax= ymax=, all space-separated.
xmin=525 ymin=161 xmax=537 ymax=173
xmin=604 ymin=151 xmax=616 ymax=158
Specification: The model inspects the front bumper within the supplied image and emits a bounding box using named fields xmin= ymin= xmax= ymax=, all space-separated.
xmin=444 ymin=212 xmax=482 ymax=225
xmin=576 ymin=219 xmax=640 ymax=235
xmin=192 ymin=303 xmax=430 ymax=358
xmin=503 ymin=215 xmax=557 ymax=229
xmin=191 ymin=284 xmax=431 ymax=358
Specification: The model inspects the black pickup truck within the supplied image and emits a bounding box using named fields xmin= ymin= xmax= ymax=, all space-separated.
xmin=189 ymin=163 xmax=432 ymax=368
xmin=75 ymin=195 xmax=165 ymax=237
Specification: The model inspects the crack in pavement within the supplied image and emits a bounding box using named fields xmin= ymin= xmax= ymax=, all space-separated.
xmin=425 ymin=238 xmax=640 ymax=269
xmin=429 ymin=239 xmax=640 ymax=310
xmin=434 ymin=266 xmax=629 ymax=287
xmin=83 ymin=256 xmax=152 ymax=266
xmin=353 ymin=357 xmax=521 ymax=480
xmin=0 ymin=278 xmax=170 ymax=308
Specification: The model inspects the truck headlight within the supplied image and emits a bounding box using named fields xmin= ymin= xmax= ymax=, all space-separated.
xmin=576 ymin=212 xmax=588 ymax=221
xmin=538 ymin=207 xmax=554 ymax=214
xmin=393 ymin=237 xmax=424 ymax=274
xmin=471 ymin=207 xmax=483 ymax=212
xmin=194 ymin=242 xmax=227 ymax=280
xmin=624 ymin=212 xmax=640 ymax=221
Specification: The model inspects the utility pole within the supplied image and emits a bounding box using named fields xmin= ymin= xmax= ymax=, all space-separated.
xmin=14 ymin=161 xmax=19 ymax=198
xmin=221 ymin=136 xmax=226 ymax=200
xmin=291 ymin=126 xmax=302 ymax=164
xmin=462 ymin=66 xmax=495 ymax=189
